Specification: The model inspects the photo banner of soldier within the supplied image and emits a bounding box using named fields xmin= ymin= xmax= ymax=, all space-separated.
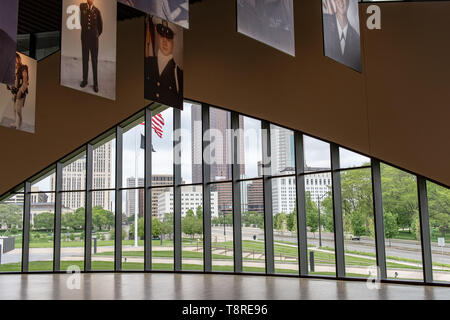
xmin=60 ymin=0 xmax=117 ymax=100
xmin=144 ymin=14 xmax=184 ymax=110
xmin=322 ymin=0 xmax=362 ymax=72
xmin=118 ymin=0 xmax=189 ymax=29
xmin=0 ymin=52 xmax=37 ymax=134
xmin=237 ymin=0 xmax=295 ymax=56
xmin=0 ymin=0 xmax=19 ymax=86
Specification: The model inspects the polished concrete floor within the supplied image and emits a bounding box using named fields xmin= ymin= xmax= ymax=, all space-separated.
xmin=0 ymin=273 xmax=448 ymax=300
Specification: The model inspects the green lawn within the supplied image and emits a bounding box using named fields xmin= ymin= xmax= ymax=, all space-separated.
xmin=96 ymin=250 xmax=234 ymax=260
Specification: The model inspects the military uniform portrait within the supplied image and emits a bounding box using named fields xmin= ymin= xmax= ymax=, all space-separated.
xmin=237 ymin=0 xmax=295 ymax=56
xmin=119 ymin=0 xmax=189 ymax=29
xmin=0 ymin=53 xmax=37 ymax=133
xmin=322 ymin=0 xmax=362 ymax=72
xmin=0 ymin=0 xmax=19 ymax=86
xmin=144 ymin=15 xmax=184 ymax=110
xmin=60 ymin=0 xmax=117 ymax=100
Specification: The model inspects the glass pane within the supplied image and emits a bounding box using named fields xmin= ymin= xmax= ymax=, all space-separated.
xmin=209 ymin=108 xmax=232 ymax=182
xmin=0 ymin=195 xmax=23 ymax=272
xmin=181 ymin=185 xmax=203 ymax=271
xmin=29 ymin=193 xmax=54 ymax=271
xmin=380 ymin=164 xmax=423 ymax=281
xmin=303 ymin=135 xmax=331 ymax=171
xmin=304 ymin=173 xmax=335 ymax=276
xmin=211 ymin=182 xmax=233 ymax=272
xmin=31 ymin=171 xmax=55 ymax=192
xmin=272 ymin=177 xmax=298 ymax=274
xmin=426 ymin=181 xmax=450 ymax=283
xmin=241 ymin=116 xmax=262 ymax=180
xmin=152 ymin=108 xmax=173 ymax=186
xmin=241 ymin=180 xmax=265 ymax=273
xmin=152 ymin=187 xmax=174 ymax=270
xmin=61 ymin=192 xmax=85 ymax=271
xmin=339 ymin=147 xmax=371 ymax=169
xmin=62 ymin=154 xmax=86 ymax=191
xmin=91 ymin=191 xmax=115 ymax=271
xmin=271 ymin=125 xmax=295 ymax=176
xmin=122 ymin=118 xmax=145 ymax=188
xmin=341 ymin=168 xmax=377 ymax=278
xmin=122 ymin=189 xmax=144 ymax=271
xmin=93 ymin=136 xmax=116 ymax=190
xmin=181 ymin=102 xmax=202 ymax=184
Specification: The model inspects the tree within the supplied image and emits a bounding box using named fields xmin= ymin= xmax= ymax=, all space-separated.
xmin=182 ymin=209 xmax=202 ymax=239
xmin=130 ymin=217 xmax=144 ymax=239
xmin=0 ymin=203 xmax=23 ymax=228
xmin=33 ymin=212 xmax=54 ymax=230
xmin=384 ymin=211 xmax=399 ymax=246
xmin=350 ymin=210 xmax=366 ymax=237
xmin=305 ymin=192 xmax=318 ymax=237
xmin=152 ymin=218 xmax=162 ymax=238
xmin=92 ymin=206 xmax=114 ymax=231
xmin=287 ymin=209 xmax=297 ymax=232
xmin=427 ymin=182 xmax=450 ymax=239
xmin=381 ymin=164 xmax=418 ymax=232
xmin=274 ymin=212 xmax=287 ymax=232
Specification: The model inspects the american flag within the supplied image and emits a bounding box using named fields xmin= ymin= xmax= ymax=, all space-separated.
xmin=140 ymin=113 xmax=165 ymax=139
xmin=323 ymin=0 xmax=336 ymax=15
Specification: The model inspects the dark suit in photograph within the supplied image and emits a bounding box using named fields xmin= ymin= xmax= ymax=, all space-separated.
xmin=323 ymin=13 xmax=361 ymax=72
xmin=80 ymin=2 xmax=103 ymax=89
xmin=0 ymin=29 xmax=16 ymax=85
xmin=145 ymin=56 xmax=183 ymax=109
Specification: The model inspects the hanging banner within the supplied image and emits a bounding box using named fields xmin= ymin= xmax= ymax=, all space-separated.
xmin=237 ymin=0 xmax=295 ymax=56
xmin=322 ymin=0 xmax=362 ymax=72
xmin=0 ymin=53 xmax=37 ymax=133
xmin=61 ymin=0 xmax=117 ymax=100
xmin=0 ymin=0 xmax=19 ymax=86
xmin=118 ymin=0 xmax=189 ymax=29
xmin=144 ymin=14 xmax=184 ymax=110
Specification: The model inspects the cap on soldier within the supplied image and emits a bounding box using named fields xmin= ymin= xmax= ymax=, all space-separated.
xmin=156 ymin=21 xmax=174 ymax=39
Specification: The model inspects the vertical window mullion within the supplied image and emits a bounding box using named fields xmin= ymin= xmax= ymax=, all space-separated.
xmin=417 ymin=176 xmax=433 ymax=283
xmin=85 ymin=144 xmax=93 ymax=271
xmin=22 ymin=182 xmax=31 ymax=272
xmin=173 ymin=108 xmax=182 ymax=271
xmin=202 ymin=104 xmax=212 ymax=272
xmin=231 ymin=112 xmax=242 ymax=273
xmin=330 ymin=143 xmax=345 ymax=278
xmin=262 ymin=121 xmax=274 ymax=274
xmin=144 ymin=108 xmax=153 ymax=271
xmin=54 ymin=162 xmax=63 ymax=272
xmin=371 ymin=159 xmax=387 ymax=280
xmin=294 ymin=132 xmax=308 ymax=276
xmin=115 ymin=126 xmax=123 ymax=271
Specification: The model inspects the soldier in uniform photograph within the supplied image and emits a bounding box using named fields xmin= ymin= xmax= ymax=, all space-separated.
xmin=7 ymin=53 xmax=29 ymax=130
xmin=322 ymin=0 xmax=361 ymax=72
xmin=144 ymin=16 xmax=183 ymax=109
xmin=80 ymin=0 xmax=103 ymax=93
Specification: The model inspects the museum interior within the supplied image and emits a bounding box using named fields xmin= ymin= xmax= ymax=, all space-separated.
xmin=0 ymin=0 xmax=449 ymax=300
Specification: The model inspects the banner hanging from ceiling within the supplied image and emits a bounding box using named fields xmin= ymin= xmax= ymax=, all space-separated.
xmin=118 ymin=0 xmax=189 ymax=29
xmin=322 ymin=0 xmax=362 ymax=72
xmin=144 ymin=14 xmax=184 ymax=110
xmin=0 ymin=52 xmax=37 ymax=133
xmin=237 ymin=0 xmax=295 ymax=56
xmin=0 ymin=0 xmax=19 ymax=86
xmin=61 ymin=0 xmax=117 ymax=100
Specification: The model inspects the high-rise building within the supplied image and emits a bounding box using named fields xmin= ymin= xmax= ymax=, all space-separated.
xmin=50 ymin=141 xmax=114 ymax=211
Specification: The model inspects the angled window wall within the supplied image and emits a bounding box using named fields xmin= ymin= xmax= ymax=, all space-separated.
xmin=0 ymin=100 xmax=448 ymax=286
